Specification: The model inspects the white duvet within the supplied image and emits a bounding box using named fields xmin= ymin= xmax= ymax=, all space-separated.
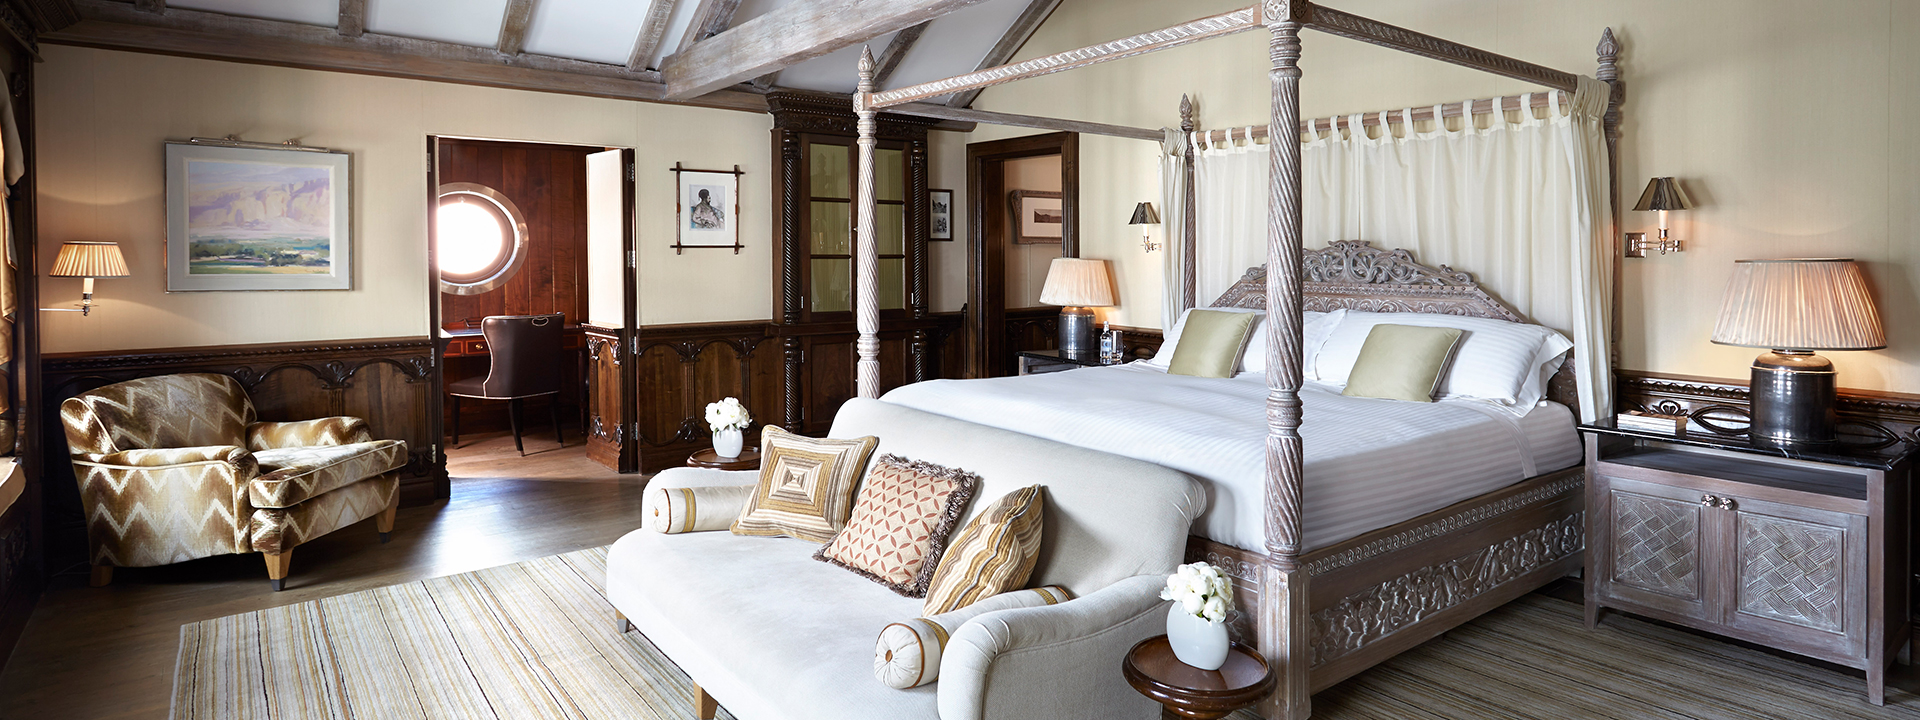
xmin=881 ymin=362 xmax=1581 ymax=552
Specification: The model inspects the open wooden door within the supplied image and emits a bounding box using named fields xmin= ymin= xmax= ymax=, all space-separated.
xmin=584 ymin=148 xmax=637 ymax=472
xmin=423 ymin=136 xmax=450 ymax=496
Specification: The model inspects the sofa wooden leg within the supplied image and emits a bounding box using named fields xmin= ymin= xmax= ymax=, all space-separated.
xmin=615 ymin=610 xmax=631 ymax=634
xmin=89 ymin=565 xmax=112 ymax=587
xmin=377 ymin=491 xmax=399 ymax=543
xmin=263 ymin=550 xmax=293 ymax=592
xmin=694 ymin=683 xmax=718 ymax=720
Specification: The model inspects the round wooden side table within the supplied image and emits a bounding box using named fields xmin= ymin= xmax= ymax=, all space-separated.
xmin=686 ymin=448 xmax=761 ymax=471
xmin=1123 ymin=636 xmax=1275 ymax=719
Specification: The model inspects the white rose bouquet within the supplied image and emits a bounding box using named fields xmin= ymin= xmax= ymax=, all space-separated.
xmin=705 ymin=397 xmax=752 ymax=434
xmin=1160 ymin=561 xmax=1234 ymax=624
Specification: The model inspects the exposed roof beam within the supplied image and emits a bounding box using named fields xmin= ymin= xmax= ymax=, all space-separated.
xmin=496 ymin=0 xmax=537 ymax=55
xmin=947 ymin=0 xmax=1058 ymax=108
xmin=674 ymin=0 xmax=741 ymax=54
xmin=337 ymin=0 xmax=365 ymax=38
xmin=893 ymin=102 xmax=1157 ymax=141
xmin=625 ymin=0 xmax=679 ymax=71
xmin=46 ymin=0 xmax=769 ymax=113
xmin=870 ymin=20 xmax=927 ymax=87
xmin=661 ymin=0 xmax=987 ymax=101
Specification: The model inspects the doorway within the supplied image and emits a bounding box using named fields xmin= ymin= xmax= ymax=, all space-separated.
xmin=964 ymin=132 xmax=1079 ymax=378
xmin=425 ymin=137 xmax=636 ymax=479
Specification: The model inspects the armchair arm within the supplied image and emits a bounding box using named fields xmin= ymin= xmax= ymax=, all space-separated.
xmin=937 ymin=574 xmax=1170 ymax=720
xmin=89 ymin=445 xmax=255 ymax=470
xmin=247 ymin=417 xmax=372 ymax=450
xmin=69 ymin=445 xmax=258 ymax=564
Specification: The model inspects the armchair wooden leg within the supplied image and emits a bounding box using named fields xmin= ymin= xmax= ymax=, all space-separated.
xmin=377 ymin=491 xmax=399 ymax=543
xmin=263 ymin=549 xmax=293 ymax=592
xmin=614 ymin=610 xmax=631 ymax=634
xmin=89 ymin=565 xmax=112 ymax=587
xmin=693 ymin=683 xmax=718 ymax=720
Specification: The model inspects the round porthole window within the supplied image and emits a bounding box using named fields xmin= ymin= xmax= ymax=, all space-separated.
xmin=437 ymin=182 xmax=529 ymax=295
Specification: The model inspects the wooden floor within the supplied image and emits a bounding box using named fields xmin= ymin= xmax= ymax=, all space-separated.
xmin=4 ymin=435 xmax=1918 ymax=720
xmin=0 ymin=431 xmax=645 ymax=720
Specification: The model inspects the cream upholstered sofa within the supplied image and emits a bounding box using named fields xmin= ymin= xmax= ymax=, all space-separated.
xmin=606 ymin=398 xmax=1205 ymax=720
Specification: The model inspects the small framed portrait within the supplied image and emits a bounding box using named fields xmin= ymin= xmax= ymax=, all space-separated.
xmin=1009 ymin=189 xmax=1062 ymax=245
xmin=673 ymin=163 xmax=743 ymax=253
xmin=929 ymin=188 xmax=954 ymax=241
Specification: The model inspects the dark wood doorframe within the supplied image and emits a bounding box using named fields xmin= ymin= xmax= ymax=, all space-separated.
xmin=964 ymin=132 xmax=1078 ymax=379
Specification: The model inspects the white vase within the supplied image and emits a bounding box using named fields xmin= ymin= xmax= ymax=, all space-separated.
xmin=1166 ymin=604 xmax=1229 ymax=670
xmin=712 ymin=427 xmax=743 ymax=458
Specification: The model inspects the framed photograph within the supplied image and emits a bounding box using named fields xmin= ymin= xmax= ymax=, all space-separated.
xmin=673 ymin=163 xmax=744 ymax=253
xmin=929 ymin=188 xmax=954 ymax=241
xmin=166 ymin=141 xmax=352 ymax=291
xmin=1009 ymin=190 xmax=1063 ymax=244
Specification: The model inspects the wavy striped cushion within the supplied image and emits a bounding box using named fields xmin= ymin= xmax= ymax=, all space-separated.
xmin=730 ymin=426 xmax=878 ymax=542
xmin=920 ymin=485 xmax=1045 ymax=615
xmin=874 ymin=586 xmax=1072 ymax=688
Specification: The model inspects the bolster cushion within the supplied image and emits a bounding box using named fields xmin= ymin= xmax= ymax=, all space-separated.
xmin=874 ymin=586 xmax=1072 ymax=689
xmin=643 ymin=484 xmax=755 ymax=534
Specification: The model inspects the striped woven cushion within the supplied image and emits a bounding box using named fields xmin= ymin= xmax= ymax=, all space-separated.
xmin=920 ymin=485 xmax=1045 ymax=615
xmin=730 ymin=426 xmax=878 ymax=542
xmin=815 ymin=455 xmax=978 ymax=596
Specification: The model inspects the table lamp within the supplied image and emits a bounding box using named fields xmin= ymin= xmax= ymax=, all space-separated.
xmin=1039 ymin=257 xmax=1114 ymax=358
xmin=1710 ymin=258 xmax=1884 ymax=445
xmin=46 ymin=241 xmax=130 ymax=316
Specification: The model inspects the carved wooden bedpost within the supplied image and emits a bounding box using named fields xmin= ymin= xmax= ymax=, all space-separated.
xmin=854 ymin=47 xmax=881 ymax=399
xmin=1181 ymin=93 xmax=1198 ymax=312
xmin=1597 ymin=27 xmax=1624 ymax=400
xmin=1260 ymin=2 xmax=1310 ymax=719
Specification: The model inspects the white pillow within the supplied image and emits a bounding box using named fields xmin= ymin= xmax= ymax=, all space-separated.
xmin=1151 ymin=308 xmax=1343 ymax=376
xmin=1312 ymin=311 xmax=1572 ymax=409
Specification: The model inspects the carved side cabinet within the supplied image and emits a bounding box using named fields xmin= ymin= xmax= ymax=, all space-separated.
xmin=1581 ymin=419 xmax=1914 ymax=704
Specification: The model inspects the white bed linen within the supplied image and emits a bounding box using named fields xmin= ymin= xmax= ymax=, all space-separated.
xmin=880 ymin=363 xmax=1581 ymax=553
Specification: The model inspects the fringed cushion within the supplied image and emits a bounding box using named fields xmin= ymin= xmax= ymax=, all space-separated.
xmin=815 ymin=455 xmax=978 ymax=596
xmin=730 ymin=426 xmax=879 ymax=542
xmin=920 ymin=485 xmax=1046 ymax=615
xmin=873 ymin=586 xmax=1072 ymax=689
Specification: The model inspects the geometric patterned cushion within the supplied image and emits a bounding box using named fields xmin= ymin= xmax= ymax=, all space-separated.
xmin=815 ymin=454 xmax=977 ymax=597
xmin=729 ymin=426 xmax=878 ymax=543
xmin=249 ymin=439 xmax=408 ymax=509
xmin=921 ymin=485 xmax=1046 ymax=615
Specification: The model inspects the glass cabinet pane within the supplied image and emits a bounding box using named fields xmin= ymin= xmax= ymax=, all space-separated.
xmin=874 ymin=148 xmax=905 ymax=203
xmin=812 ymin=258 xmax=851 ymax=313
xmin=878 ymin=258 xmax=906 ymax=310
xmin=811 ymin=202 xmax=851 ymax=255
xmin=810 ymin=144 xmax=850 ymax=199
xmin=875 ymin=204 xmax=905 ymax=255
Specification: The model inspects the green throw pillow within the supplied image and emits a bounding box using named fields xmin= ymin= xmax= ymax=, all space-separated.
xmin=1167 ymin=310 xmax=1257 ymax=378
xmin=1341 ymin=324 xmax=1464 ymax=402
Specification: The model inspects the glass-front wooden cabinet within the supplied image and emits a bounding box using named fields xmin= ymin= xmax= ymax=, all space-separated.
xmin=768 ymin=92 xmax=936 ymax=434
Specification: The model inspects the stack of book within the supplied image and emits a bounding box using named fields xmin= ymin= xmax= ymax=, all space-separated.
xmin=1616 ymin=411 xmax=1686 ymax=435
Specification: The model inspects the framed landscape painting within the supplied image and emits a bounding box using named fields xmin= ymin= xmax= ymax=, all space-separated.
xmin=166 ymin=142 xmax=352 ymax=291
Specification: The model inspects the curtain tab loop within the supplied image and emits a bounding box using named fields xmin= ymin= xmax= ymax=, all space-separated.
xmin=1433 ymin=104 xmax=1448 ymax=133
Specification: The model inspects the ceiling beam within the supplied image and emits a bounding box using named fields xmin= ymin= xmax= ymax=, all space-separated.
xmin=496 ymin=0 xmax=537 ymax=55
xmin=870 ymin=20 xmax=926 ymax=87
xmin=336 ymin=0 xmax=365 ymax=38
xmin=45 ymin=0 xmax=770 ymax=113
xmin=674 ymin=0 xmax=741 ymax=54
xmin=661 ymin=0 xmax=987 ymax=101
xmin=625 ymin=0 xmax=679 ymax=71
xmin=946 ymin=0 xmax=1058 ymax=108
xmin=892 ymin=101 xmax=1158 ymax=141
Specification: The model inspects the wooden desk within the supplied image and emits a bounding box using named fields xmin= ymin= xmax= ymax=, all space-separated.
xmin=439 ymin=325 xmax=589 ymax=436
xmin=439 ymin=325 xmax=586 ymax=357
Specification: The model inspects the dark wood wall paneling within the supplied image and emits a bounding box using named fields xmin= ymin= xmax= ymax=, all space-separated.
xmin=436 ymin=138 xmax=592 ymax=435
xmin=1 ymin=9 xmax=44 ymax=675
xmin=39 ymin=338 xmax=444 ymax=575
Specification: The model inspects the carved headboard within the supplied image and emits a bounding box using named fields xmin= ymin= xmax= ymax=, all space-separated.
xmin=1210 ymin=241 xmax=1579 ymax=409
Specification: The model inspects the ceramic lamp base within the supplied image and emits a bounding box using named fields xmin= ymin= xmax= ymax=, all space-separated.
xmin=1058 ymin=307 xmax=1096 ymax=357
xmin=1749 ymin=350 xmax=1837 ymax=446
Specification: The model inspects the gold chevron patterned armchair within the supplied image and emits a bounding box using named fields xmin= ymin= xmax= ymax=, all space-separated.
xmin=60 ymin=373 xmax=408 ymax=591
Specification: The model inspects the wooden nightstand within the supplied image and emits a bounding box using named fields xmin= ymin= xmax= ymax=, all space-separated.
xmin=1016 ymin=348 xmax=1111 ymax=376
xmin=686 ymin=448 xmax=761 ymax=471
xmin=1580 ymin=419 xmax=1914 ymax=704
xmin=1122 ymin=636 xmax=1274 ymax=719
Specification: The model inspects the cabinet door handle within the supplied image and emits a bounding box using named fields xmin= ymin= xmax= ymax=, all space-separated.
xmin=1701 ymin=494 xmax=1718 ymax=507
xmin=1716 ymin=497 xmax=1738 ymax=511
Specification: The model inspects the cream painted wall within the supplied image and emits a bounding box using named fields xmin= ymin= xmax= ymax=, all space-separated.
xmin=927 ymin=132 xmax=969 ymax=313
xmin=35 ymin=46 xmax=774 ymax=354
xmin=1003 ymin=154 xmax=1060 ymax=308
xmin=974 ymin=0 xmax=1919 ymax=393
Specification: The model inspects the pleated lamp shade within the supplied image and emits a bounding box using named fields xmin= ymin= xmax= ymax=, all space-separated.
xmin=49 ymin=241 xmax=130 ymax=278
xmin=1038 ymin=258 xmax=1114 ymax=307
xmin=1711 ymin=259 xmax=1884 ymax=352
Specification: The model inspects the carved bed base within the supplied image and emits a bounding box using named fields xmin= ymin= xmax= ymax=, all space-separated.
xmin=1188 ymin=466 xmax=1584 ymax=691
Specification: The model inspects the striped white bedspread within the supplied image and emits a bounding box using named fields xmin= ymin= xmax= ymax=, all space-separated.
xmin=881 ymin=363 xmax=1581 ymax=552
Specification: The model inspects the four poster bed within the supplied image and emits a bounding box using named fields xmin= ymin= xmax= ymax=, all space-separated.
xmin=843 ymin=4 xmax=1626 ymax=718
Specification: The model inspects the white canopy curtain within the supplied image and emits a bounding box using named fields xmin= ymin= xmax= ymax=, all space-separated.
xmin=1158 ymin=128 xmax=1190 ymax=332
xmin=1192 ymin=78 xmax=1616 ymax=421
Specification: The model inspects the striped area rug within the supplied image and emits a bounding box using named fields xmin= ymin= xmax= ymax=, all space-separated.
xmin=170 ymin=547 xmax=735 ymax=720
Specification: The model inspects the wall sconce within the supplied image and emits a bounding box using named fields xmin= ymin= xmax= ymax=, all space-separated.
xmin=1130 ymin=201 xmax=1161 ymax=252
xmin=44 ymin=241 xmax=130 ymax=316
xmin=1625 ymin=176 xmax=1694 ymax=257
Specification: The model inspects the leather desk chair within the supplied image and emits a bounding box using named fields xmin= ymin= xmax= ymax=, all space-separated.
xmin=449 ymin=313 xmax=565 ymax=455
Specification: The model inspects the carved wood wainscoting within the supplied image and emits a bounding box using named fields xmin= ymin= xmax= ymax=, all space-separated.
xmin=583 ymin=325 xmax=633 ymax=473
xmin=40 ymin=338 xmax=443 ymax=569
xmin=631 ymin=322 xmax=781 ymax=474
